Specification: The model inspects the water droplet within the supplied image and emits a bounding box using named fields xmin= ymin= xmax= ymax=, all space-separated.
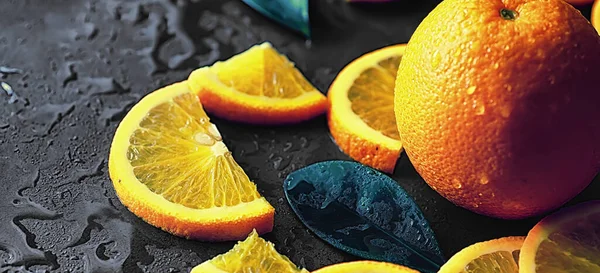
xmin=454 ymin=48 xmax=462 ymax=58
xmin=1 ymin=82 xmax=14 ymax=95
xmin=500 ymin=105 xmax=511 ymax=118
xmin=475 ymin=102 xmax=486 ymax=116
xmin=549 ymin=76 xmax=556 ymax=85
xmin=208 ymin=124 xmax=222 ymax=140
xmin=194 ymin=133 xmax=215 ymax=146
xmin=452 ymin=179 xmax=462 ymax=189
xmin=479 ymin=175 xmax=489 ymax=185
xmin=466 ymin=86 xmax=476 ymax=95
xmin=432 ymin=51 xmax=442 ymax=69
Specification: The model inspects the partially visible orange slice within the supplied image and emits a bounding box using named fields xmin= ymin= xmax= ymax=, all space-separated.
xmin=593 ymin=0 xmax=600 ymax=33
xmin=519 ymin=201 xmax=600 ymax=273
xmin=191 ymin=230 xmax=308 ymax=273
xmin=438 ymin=237 xmax=524 ymax=273
xmin=313 ymin=261 xmax=420 ymax=273
xmin=328 ymin=44 xmax=405 ymax=173
xmin=188 ymin=42 xmax=327 ymax=125
xmin=108 ymin=81 xmax=274 ymax=241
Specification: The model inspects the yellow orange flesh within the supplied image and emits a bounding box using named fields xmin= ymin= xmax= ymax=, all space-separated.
xmin=129 ymin=93 xmax=260 ymax=208
xmin=348 ymin=55 xmax=401 ymax=140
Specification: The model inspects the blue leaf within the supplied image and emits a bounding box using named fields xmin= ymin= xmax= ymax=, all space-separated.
xmin=284 ymin=160 xmax=445 ymax=273
xmin=242 ymin=0 xmax=310 ymax=38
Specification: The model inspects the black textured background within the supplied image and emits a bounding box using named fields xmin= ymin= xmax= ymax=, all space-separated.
xmin=0 ymin=0 xmax=597 ymax=272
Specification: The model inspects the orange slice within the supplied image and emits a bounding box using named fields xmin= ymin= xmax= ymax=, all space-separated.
xmin=519 ymin=201 xmax=600 ymax=273
xmin=593 ymin=0 xmax=600 ymax=33
xmin=328 ymin=44 xmax=405 ymax=173
xmin=191 ymin=230 xmax=308 ymax=273
xmin=188 ymin=42 xmax=327 ymax=125
xmin=438 ymin=237 xmax=525 ymax=273
xmin=108 ymin=81 xmax=274 ymax=241
xmin=313 ymin=261 xmax=420 ymax=273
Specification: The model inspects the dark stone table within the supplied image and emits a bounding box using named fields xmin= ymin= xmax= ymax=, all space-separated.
xmin=0 ymin=0 xmax=597 ymax=272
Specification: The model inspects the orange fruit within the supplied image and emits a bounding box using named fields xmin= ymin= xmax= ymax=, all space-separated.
xmin=395 ymin=0 xmax=600 ymax=219
xmin=593 ymin=0 xmax=600 ymax=32
xmin=438 ymin=237 xmax=525 ymax=273
xmin=188 ymin=42 xmax=327 ymax=125
xmin=108 ymin=81 xmax=274 ymax=241
xmin=519 ymin=200 xmax=600 ymax=273
xmin=191 ymin=230 xmax=308 ymax=273
xmin=313 ymin=261 xmax=420 ymax=273
xmin=328 ymin=44 xmax=405 ymax=173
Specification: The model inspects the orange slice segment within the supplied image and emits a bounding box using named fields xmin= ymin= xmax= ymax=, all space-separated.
xmin=188 ymin=42 xmax=327 ymax=125
xmin=438 ymin=237 xmax=525 ymax=273
xmin=108 ymin=81 xmax=274 ymax=241
xmin=519 ymin=201 xmax=600 ymax=273
xmin=328 ymin=44 xmax=405 ymax=173
xmin=313 ymin=261 xmax=420 ymax=273
xmin=191 ymin=230 xmax=308 ymax=273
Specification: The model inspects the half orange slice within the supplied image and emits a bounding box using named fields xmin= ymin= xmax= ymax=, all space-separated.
xmin=328 ymin=44 xmax=405 ymax=173
xmin=188 ymin=42 xmax=327 ymax=125
xmin=108 ymin=81 xmax=274 ymax=241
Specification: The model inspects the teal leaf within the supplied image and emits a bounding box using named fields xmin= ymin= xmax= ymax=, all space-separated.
xmin=284 ymin=161 xmax=445 ymax=273
xmin=242 ymin=0 xmax=310 ymax=37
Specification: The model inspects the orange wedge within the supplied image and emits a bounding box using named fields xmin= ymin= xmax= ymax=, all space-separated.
xmin=191 ymin=230 xmax=308 ymax=273
xmin=519 ymin=201 xmax=600 ymax=273
xmin=313 ymin=261 xmax=420 ymax=273
xmin=438 ymin=237 xmax=524 ymax=273
xmin=593 ymin=0 xmax=600 ymax=33
xmin=108 ymin=81 xmax=274 ymax=241
xmin=188 ymin=42 xmax=327 ymax=125
xmin=328 ymin=44 xmax=405 ymax=173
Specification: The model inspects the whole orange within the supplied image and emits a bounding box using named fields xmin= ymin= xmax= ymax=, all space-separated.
xmin=395 ymin=0 xmax=600 ymax=219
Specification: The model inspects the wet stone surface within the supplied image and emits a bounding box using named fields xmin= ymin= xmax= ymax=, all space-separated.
xmin=0 ymin=0 xmax=597 ymax=272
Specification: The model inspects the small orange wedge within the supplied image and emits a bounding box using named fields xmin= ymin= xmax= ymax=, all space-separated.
xmin=438 ymin=237 xmax=524 ymax=273
xmin=328 ymin=44 xmax=405 ymax=173
xmin=519 ymin=201 xmax=600 ymax=273
xmin=313 ymin=261 xmax=420 ymax=273
xmin=191 ymin=230 xmax=308 ymax=273
xmin=188 ymin=42 xmax=327 ymax=125
xmin=108 ymin=81 xmax=274 ymax=241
